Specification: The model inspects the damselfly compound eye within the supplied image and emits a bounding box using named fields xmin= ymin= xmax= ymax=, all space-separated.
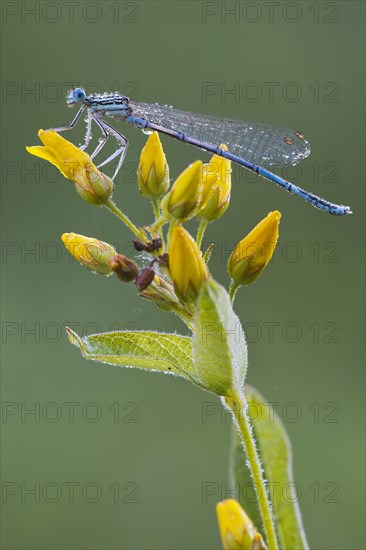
xmin=67 ymin=87 xmax=86 ymax=106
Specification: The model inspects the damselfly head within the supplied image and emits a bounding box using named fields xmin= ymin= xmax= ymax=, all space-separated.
xmin=67 ymin=87 xmax=86 ymax=107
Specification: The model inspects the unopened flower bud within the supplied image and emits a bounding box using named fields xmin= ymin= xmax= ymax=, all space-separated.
xmin=136 ymin=267 xmax=155 ymax=291
xmin=168 ymin=225 xmax=209 ymax=302
xmin=137 ymin=132 xmax=170 ymax=198
xmin=198 ymin=144 xmax=232 ymax=222
xmin=61 ymin=233 xmax=117 ymax=276
xmin=228 ymin=211 xmax=281 ymax=286
xmin=74 ymin=165 xmax=114 ymax=206
xmin=161 ymin=160 xmax=203 ymax=223
xmin=216 ymin=499 xmax=267 ymax=550
xmin=109 ymin=254 xmax=138 ymax=282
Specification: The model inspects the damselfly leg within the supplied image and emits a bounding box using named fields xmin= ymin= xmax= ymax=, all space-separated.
xmin=91 ymin=117 xmax=129 ymax=180
xmin=48 ymin=105 xmax=128 ymax=180
xmin=48 ymin=106 xmax=85 ymax=136
xmin=88 ymin=114 xmax=108 ymax=157
xmin=79 ymin=110 xmax=93 ymax=150
xmin=48 ymin=106 xmax=93 ymax=151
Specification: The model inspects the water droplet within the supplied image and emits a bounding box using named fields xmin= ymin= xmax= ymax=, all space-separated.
xmin=142 ymin=129 xmax=153 ymax=135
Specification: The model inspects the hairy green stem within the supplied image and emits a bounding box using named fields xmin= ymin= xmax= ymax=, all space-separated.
xmin=152 ymin=198 xmax=165 ymax=251
xmin=152 ymin=198 xmax=161 ymax=221
xmin=105 ymin=200 xmax=145 ymax=240
xmin=224 ymin=389 xmax=279 ymax=550
xmin=196 ymin=219 xmax=208 ymax=250
xmin=150 ymin=214 xmax=168 ymax=235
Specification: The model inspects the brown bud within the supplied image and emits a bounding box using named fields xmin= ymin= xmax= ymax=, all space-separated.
xmin=132 ymin=239 xmax=146 ymax=252
xmin=158 ymin=253 xmax=169 ymax=267
xmin=133 ymin=238 xmax=163 ymax=253
xmin=109 ymin=254 xmax=138 ymax=283
xmin=136 ymin=267 xmax=155 ymax=291
xmin=149 ymin=238 xmax=163 ymax=252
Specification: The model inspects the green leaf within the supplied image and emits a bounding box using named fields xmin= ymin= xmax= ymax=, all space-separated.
xmin=192 ymin=279 xmax=247 ymax=396
xmin=229 ymin=385 xmax=309 ymax=550
xmin=66 ymin=327 xmax=203 ymax=387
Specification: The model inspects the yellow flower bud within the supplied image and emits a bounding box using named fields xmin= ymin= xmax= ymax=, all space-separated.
xmin=228 ymin=211 xmax=281 ymax=286
xmin=137 ymin=132 xmax=169 ymax=198
xmin=27 ymin=130 xmax=114 ymax=205
xmin=168 ymin=225 xmax=209 ymax=301
xmin=216 ymin=500 xmax=267 ymax=550
xmin=198 ymin=144 xmax=232 ymax=222
xmin=61 ymin=233 xmax=117 ymax=276
xmin=161 ymin=160 xmax=203 ymax=223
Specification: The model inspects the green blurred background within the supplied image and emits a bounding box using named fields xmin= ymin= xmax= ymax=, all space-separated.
xmin=1 ymin=1 xmax=365 ymax=548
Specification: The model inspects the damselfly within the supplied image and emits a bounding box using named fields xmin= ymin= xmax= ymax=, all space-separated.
xmin=49 ymin=87 xmax=351 ymax=215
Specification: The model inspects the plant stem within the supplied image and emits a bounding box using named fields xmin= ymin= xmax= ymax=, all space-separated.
xmin=105 ymin=199 xmax=145 ymax=240
xmin=224 ymin=389 xmax=279 ymax=550
xmin=196 ymin=219 xmax=208 ymax=249
xmin=150 ymin=215 xmax=167 ymax=235
xmin=152 ymin=198 xmax=165 ymax=251
xmin=152 ymin=198 xmax=161 ymax=222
